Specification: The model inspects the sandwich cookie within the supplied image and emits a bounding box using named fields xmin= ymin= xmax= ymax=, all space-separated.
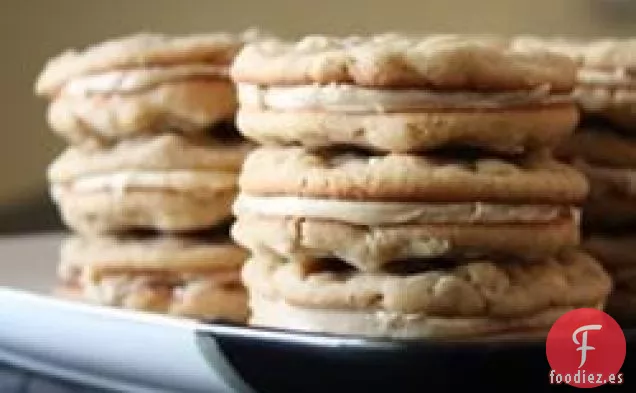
xmin=557 ymin=127 xmax=636 ymax=229
xmin=575 ymin=39 xmax=636 ymax=131
xmin=242 ymin=250 xmax=611 ymax=338
xmin=231 ymin=34 xmax=579 ymax=154
xmin=35 ymin=31 xmax=257 ymax=144
xmin=58 ymin=235 xmax=249 ymax=321
xmin=232 ymin=147 xmax=588 ymax=271
xmin=48 ymin=134 xmax=251 ymax=234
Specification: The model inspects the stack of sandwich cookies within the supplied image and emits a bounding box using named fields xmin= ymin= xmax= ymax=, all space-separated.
xmin=36 ymin=32 xmax=255 ymax=322
xmin=537 ymin=38 xmax=636 ymax=320
xmin=231 ymin=34 xmax=612 ymax=338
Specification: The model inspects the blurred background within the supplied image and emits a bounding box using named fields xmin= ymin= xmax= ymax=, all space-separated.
xmin=1 ymin=0 xmax=635 ymax=234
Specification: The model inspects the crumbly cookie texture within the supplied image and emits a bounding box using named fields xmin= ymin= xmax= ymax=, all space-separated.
xmin=231 ymin=214 xmax=579 ymax=271
xmin=53 ymin=188 xmax=236 ymax=234
xmin=239 ymin=147 xmax=589 ymax=204
xmin=35 ymin=30 xmax=260 ymax=95
xmin=236 ymin=104 xmax=578 ymax=154
xmin=47 ymin=79 xmax=238 ymax=144
xmin=60 ymin=235 xmax=247 ymax=276
xmin=58 ymin=235 xmax=249 ymax=322
xmin=48 ymin=134 xmax=251 ymax=182
xmin=584 ymin=39 xmax=636 ymax=70
xmin=249 ymin=295 xmax=594 ymax=338
xmin=511 ymin=36 xmax=636 ymax=70
xmin=557 ymin=128 xmax=636 ymax=168
xmin=242 ymin=250 xmax=611 ymax=317
xmin=510 ymin=36 xmax=588 ymax=65
xmin=85 ymin=275 xmax=248 ymax=322
xmin=231 ymin=34 xmax=576 ymax=91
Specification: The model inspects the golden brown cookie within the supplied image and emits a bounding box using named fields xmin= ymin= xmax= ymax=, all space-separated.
xmin=236 ymin=102 xmax=577 ymax=154
xmin=232 ymin=34 xmax=576 ymax=90
xmin=239 ymin=147 xmax=589 ymax=204
xmin=48 ymin=134 xmax=252 ymax=234
xmin=231 ymin=213 xmax=580 ymax=271
xmin=512 ymin=37 xmax=636 ymax=131
xmin=231 ymin=34 xmax=578 ymax=153
xmin=242 ymin=250 xmax=610 ymax=338
xmin=59 ymin=234 xmax=249 ymax=322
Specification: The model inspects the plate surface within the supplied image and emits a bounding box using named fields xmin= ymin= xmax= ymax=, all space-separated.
xmin=198 ymin=321 xmax=636 ymax=393
xmin=1 ymin=232 xmax=634 ymax=393
xmin=0 ymin=232 xmax=243 ymax=393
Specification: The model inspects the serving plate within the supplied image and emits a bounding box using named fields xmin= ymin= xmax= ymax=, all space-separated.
xmin=0 ymin=232 xmax=634 ymax=393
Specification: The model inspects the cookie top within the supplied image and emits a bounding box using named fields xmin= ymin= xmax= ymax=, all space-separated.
xmin=36 ymin=30 xmax=259 ymax=96
xmin=584 ymin=39 xmax=636 ymax=70
xmin=239 ymin=147 xmax=589 ymax=204
xmin=48 ymin=134 xmax=252 ymax=182
xmin=60 ymin=235 xmax=247 ymax=279
xmin=511 ymin=36 xmax=636 ymax=70
xmin=556 ymin=127 xmax=636 ymax=168
xmin=231 ymin=34 xmax=576 ymax=91
xmin=510 ymin=36 xmax=589 ymax=65
xmin=243 ymin=250 xmax=610 ymax=317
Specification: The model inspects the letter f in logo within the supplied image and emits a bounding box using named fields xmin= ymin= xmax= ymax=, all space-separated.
xmin=573 ymin=324 xmax=602 ymax=368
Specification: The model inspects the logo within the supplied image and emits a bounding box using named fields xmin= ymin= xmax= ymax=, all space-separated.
xmin=573 ymin=324 xmax=602 ymax=368
xmin=546 ymin=308 xmax=626 ymax=388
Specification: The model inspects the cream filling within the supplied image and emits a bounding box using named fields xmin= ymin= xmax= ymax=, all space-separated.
xmin=578 ymin=68 xmax=636 ymax=87
xmin=249 ymin=295 xmax=590 ymax=338
xmin=233 ymin=194 xmax=565 ymax=225
xmin=237 ymin=83 xmax=572 ymax=112
xmin=52 ymin=171 xmax=236 ymax=197
xmin=62 ymin=64 xmax=229 ymax=95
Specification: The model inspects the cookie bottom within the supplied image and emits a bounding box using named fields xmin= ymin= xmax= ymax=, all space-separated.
xmin=249 ymin=295 xmax=602 ymax=338
xmin=237 ymin=104 xmax=577 ymax=154
xmin=79 ymin=277 xmax=248 ymax=322
xmin=48 ymin=79 xmax=237 ymax=144
xmin=232 ymin=214 xmax=580 ymax=271
xmin=56 ymin=188 xmax=236 ymax=234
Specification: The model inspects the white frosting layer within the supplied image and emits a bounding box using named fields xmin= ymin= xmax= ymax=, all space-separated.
xmin=249 ymin=295 xmax=580 ymax=338
xmin=237 ymin=83 xmax=572 ymax=112
xmin=233 ymin=194 xmax=564 ymax=225
xmin=63 ymin=65 xmax=229 ymax=95
xmin=53 ymin=171 xmax=236 ymax=197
